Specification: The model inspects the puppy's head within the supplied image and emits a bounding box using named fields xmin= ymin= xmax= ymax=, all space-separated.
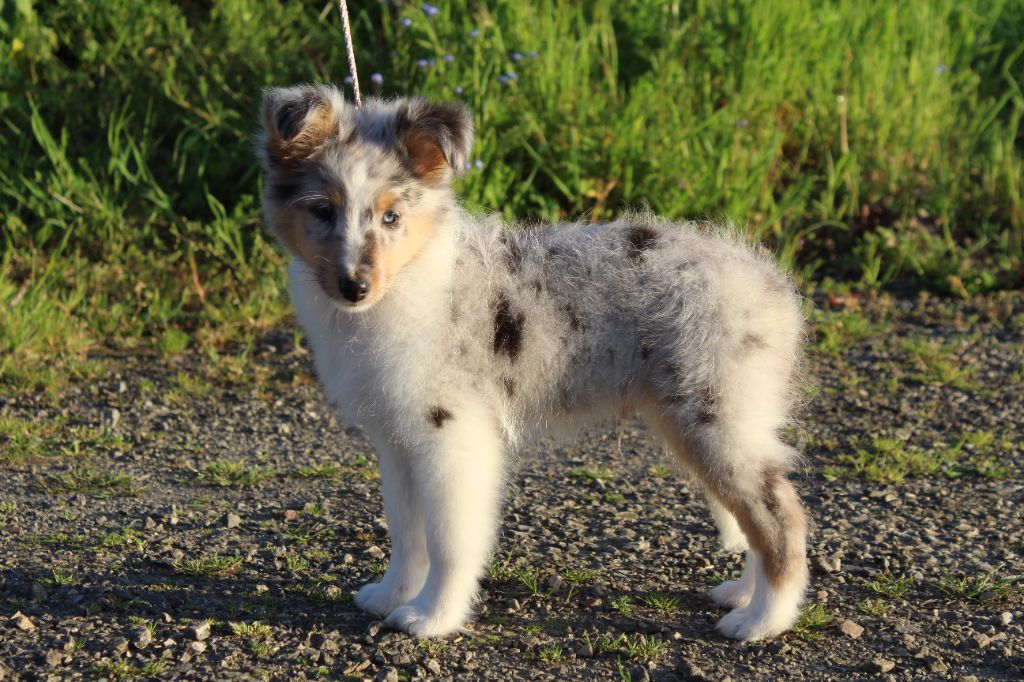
xmin=258 ymin=84 xmax=473 ymax=310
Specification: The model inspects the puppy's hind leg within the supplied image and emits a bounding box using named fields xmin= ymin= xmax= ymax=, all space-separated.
xmin=355 ymin=439 xmax=429 ymax=616
xmin=385 ymin=402 xmax=505 ymax=638
xmin=648 ymin=410 xmax=808 ymax=641
xmin=706 ymin=492 xmax=749 ymax=554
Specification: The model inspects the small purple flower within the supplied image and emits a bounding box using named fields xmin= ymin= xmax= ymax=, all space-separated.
xmin=527 ymin=50 xmax=538 ymax=59
xmin=497 ymin=75 xmax=509 ymax=84
xmin=498 ymin=71 xmax=519 ymax=83
xmin=469 ymin=29 xmax=480 ymax=38
xmin=444 ymin=53 xmax=454 ymax=63
xmin=343 ymin=75 xmax=353 ymax=85
xmin=510 ymin=52 xmax=523 ymax=62
xmin=464 ymin=161 xmax=472 ymax=170
xmin=421 ymin=3 xmax=439 ymax=18
xmin=417 ymin=58 xmax=430 ymax=69
xmin=371 ymin=72 xmax=384 ymax=86
xmin=474 ymin=159 xmax=484 ymax=170
xmin=400 ymin=17 xmax=412 ymax=27
xmin=454 ymin=86 xmax=464 ymax=95
xmin=936 ymin=63 xmax=947 ymax=74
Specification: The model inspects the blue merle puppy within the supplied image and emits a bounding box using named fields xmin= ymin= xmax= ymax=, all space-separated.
xmin=258 ymin=83 xmax=809 ymax=641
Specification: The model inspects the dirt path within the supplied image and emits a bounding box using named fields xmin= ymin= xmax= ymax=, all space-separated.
xmin=1 ymin=294 xmax=1021 ymax=680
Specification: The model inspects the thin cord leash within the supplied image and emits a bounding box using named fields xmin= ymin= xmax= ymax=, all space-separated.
xmin=336 ymin=0 xmax=362 ymax=106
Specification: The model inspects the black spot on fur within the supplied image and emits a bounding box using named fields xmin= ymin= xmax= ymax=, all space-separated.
xmin=502 ymin=377 xmax=516 ymax=398
xmin=625 ymin=224 xmax=659 ymax=263
xmin=741 ymin=333 xmax=768 ymax=351
xmin=639 ymin=338 xmax=653 ymax=360
xmin=493 ymin=292 xmax=525 ymax=361
xmin=428 ymin=406 xmax=453 ymax=428
xmin=698 ymin=385 xmax=717 ymax=424
xmin=566 ymin=308 xmax=582 ymax=332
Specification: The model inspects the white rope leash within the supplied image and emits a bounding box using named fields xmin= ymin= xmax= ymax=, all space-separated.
xmin=336 ymin=0 xmax=362 ymax=106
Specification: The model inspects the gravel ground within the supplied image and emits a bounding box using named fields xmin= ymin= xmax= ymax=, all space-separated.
xmin=1 ymin=292 xmax=1022 ymax=681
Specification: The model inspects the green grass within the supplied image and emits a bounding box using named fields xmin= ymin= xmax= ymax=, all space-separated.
xmin=36 ymin=464 xmax=138 ymax=496
xmin=858 ymin=598 xmax=894 ymax=617
xmin=173 ymin=553 xmax=244 ymax=578
xmin=824 ymin=431 xmax=1012 ymax=483
xmin=901 ymin=337 xmax=981 ymax=390
xmin=637 ymin=591 xmax=681 ymax=615
xmin=867 ymin=572 xmax=914 ymax=599
xmin=2 ymin=0 xmax=1021 ymax=394
xmin=582 ymin=632 xmax=668 ymax=662
xmin=229 ymin=621 xmax=274 ymax=658
xmin=196 ymin=460 xmax=277 ymax=488
xmin=935 ymin=564 xmax=1021 ymax=603
xmin=791 ymin=603 xmax=833 ymax=641
xmin=1 ymin=416 xmax=124 ymax=464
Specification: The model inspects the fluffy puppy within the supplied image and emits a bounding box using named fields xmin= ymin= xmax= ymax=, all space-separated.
xmin=257 ymin=83 xmax=809 ymax=641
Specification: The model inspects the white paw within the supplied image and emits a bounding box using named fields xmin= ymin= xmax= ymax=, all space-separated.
xmin=716 ymin=602 xmax=798 ymax=641
xmin=385 ymin=603 xmax=466 ymax=638
xmin=709 ymin=579 xmax=754 ymax=609
xmin=355 ymin=582 xmax=408 ymax=616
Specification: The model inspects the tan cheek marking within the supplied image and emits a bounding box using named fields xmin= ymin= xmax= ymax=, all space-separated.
xmin=379 ymin=213 xmax=440 ymax=285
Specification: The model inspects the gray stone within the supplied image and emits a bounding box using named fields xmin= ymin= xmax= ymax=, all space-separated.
xmin=999 ymin=611 xmax=1013 ymax=625
xmin=131 ymin=625 xmax=153 ymax=649
xmin=43 ymin=649 xmax=62 ymax=666
xmin=867 ymin=658 xmax=896 ymax=673
xmin=839 ymin=619 xmax=864 ymax=639
xmin=189 ymin=621 xmax=211 ymax=641
xmin=225 ymin=512 xmax=242 ymax=529
xmin=374 ymin=666 xmax=399 ymax=682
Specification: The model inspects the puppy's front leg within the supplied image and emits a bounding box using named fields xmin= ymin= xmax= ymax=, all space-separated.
xmin=385 ymin=406 xmax=504 ymax=637
xmin=355 ymin=439 xmax=429 ymax=616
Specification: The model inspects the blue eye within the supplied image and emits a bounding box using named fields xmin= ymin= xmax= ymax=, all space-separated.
xmin=382 ymin=210 xmax=399 ymax=226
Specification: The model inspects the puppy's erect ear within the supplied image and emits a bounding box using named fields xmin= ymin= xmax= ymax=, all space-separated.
xmin=396 ymin=97 xmax=474 ymax=184
xmin=262 ymin=84 xmax=342 ymax=168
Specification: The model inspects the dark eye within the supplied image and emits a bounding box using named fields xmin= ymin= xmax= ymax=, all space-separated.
xmin=382 ymin=210 xmax=399 ymax=226
xmin=310 ymin=203 xmax=336 ymax=223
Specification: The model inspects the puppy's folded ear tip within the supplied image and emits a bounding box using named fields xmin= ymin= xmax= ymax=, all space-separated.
xmin=397 ymin=98 xmax=475 ymax=182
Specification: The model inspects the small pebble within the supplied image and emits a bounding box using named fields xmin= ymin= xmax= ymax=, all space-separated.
xmin=189 ymin=641 xmax=207 ymax=654
xmin=44 ymin=649 xmax=62 ymax=667
xmin=131 ymin=625 xmax=153 ymax=649
xmin=190 ymin=618 xmax=209 ymax=638
xmin=839 ymin=619 xmax=865 ymax=639
xmin=374 ymin=665 xmax=399 ymax=682
xmin=11 ymin=612 xmax=35 ymax=631
xmin=867 ymin=658 xmax=896 ymax=673
xmin=999 ymin=611 xmax=1012 ymax=625
xmin=225 ymin=512 xmax=242 ymax=529
xmin=425 ymin=659 xmax=442 ymax=676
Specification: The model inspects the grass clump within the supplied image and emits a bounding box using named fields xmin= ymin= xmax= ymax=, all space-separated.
xmin=174 ymin=553 xmax=243 ymax=578
xmin=230 ymin=621 xmax=273 ymax=658
xmin=901 ymin=337 xmax=980 ymax=391
xmin=36 ymin=464 xmax=138 ymax=496
xmin=197 ymin=460 xmax=277 ymax=488
xmin=825 ymin=431 xmax=1012 ymax=483
xmin=791 ymin=603 xmax=833 ymax=641
xmin=935 ymin=565 xmax=1021 ymax=603
xmin=867 ymin=572 xmax=914 ymax=599
xmin=637 ymin=591 xmax=681 ymax=615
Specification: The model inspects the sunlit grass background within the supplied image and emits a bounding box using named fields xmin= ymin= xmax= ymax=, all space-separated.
xmin=2 ymin=0 xmax=1022 ymax=393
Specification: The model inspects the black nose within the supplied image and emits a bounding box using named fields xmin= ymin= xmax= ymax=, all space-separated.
xmin=339 ymin=276 xmax=370 ymax=303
